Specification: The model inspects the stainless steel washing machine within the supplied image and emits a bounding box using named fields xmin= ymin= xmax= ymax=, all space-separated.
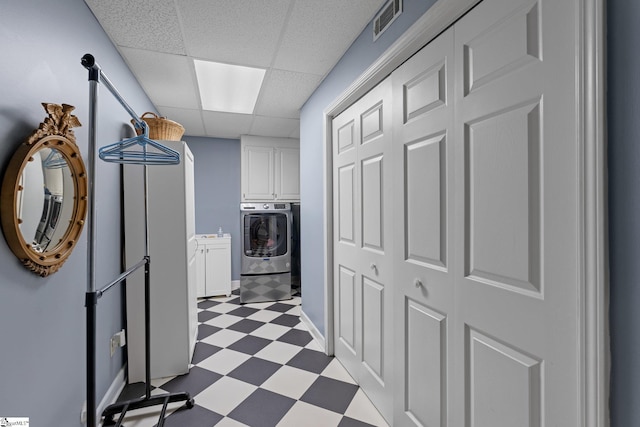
xmin=240 ymin=202 xmax=292 ymax=303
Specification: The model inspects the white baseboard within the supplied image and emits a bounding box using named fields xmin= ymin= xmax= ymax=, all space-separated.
xmin=300 ymin=309 xmax=328 ymax=355
xmin=81 ymin=365 xmax=127 ymax=424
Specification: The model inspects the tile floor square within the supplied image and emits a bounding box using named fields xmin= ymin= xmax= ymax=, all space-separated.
xmin=300 ymin=376 xmax=360 ymax=414
xmin=277 ymin=328 xmax=313 ymax=347
xmin=191 ymin=341 xmax=223 ymax=365
xmin=276 ymin=400 xmax=343 ymax=427
xmin=197 ymin=299 xmax=219 ymax=309
xmin=197 ymin=310 xmax=221 ymax=323
xmin=250 ymin=323 xmax=291 ymax=341
xmin=162 ymin=403 xmax=223 ymax=427
xmin=344 ymin=389 xmax=388 ymax=426
xmin=200 ymin=328 xmax=245 ymax=348
xmin=194 ymin=375 xmax=258 ymax=416
xmin=286 ymin=348 xmax=333 ymax=374
xmin=197 ymin=348 xmax=251 ymax=375
xmin=197 ymin=323 xmax=222 ymax=340
xmin=205 ymin=313 xmax=246 ymax=329
xmin=260 ymin=365 xmax=319 ymax=400
xmin=161 ymin=366 xmax=222 ymax=397
xmin=228 ymin=306 xmax=260 ymax=318
xmin=270 ymin=314 xmax=300 ymax=327
xmin=227 ymin=334 xmax=272 ymax=355
xmin=227 ymin=318 xmax=265 ymax=333
xmin=227 ymin=357 xmax=282 ymax=386
xmin=228 ymin=388 xmax=296 ymax=427
xmin=247 ymin=309 xmax=284 ymax=323
xmin=254 ymin=341 xmax=303 ymax=365
xmin=266 ymin=302 xmax=296 ymax=313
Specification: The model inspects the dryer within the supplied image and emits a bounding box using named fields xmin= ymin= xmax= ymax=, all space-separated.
xmin=240 ymin=202 xmax=292 ymax=303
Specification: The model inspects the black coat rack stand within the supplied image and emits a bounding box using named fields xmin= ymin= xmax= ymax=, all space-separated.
xmin=81 ymin=54 xmax=193 ymax=427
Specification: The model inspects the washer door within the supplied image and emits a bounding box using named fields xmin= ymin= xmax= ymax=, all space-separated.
xmin=243 ymin=213 xmax=288 ymax=258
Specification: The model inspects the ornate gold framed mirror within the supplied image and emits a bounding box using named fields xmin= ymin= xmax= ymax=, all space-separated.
xmin=0 ymin=103 xmax=87 ymax=277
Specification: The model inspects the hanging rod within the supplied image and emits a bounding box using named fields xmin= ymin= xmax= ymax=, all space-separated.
xmin=81 ymin=54 xmax=147 ymax=133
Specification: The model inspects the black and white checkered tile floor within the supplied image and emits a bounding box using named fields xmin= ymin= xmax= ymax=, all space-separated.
xmin=109 ymin=289 xmax=388 ymax=427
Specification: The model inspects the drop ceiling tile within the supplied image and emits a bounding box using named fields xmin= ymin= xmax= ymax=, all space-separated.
xmin=255 ymin=70 xmax=323 ymax=119
xmin=250 ymin=116 xmax=299 ymax=138
xmin=156 ymin=106 xmax=206 ymax=137
xmin=177 ymin=0 xmax=291 ymax=68
xmin=84 ymin=0 xmax=186 ymax=54
xmin=203 ymin=111 xmax=253 ymax=139
xmin=273 ymin=0 xmax=385 ymax=74
xmin=120 ymin=47 xmax=200 ymax=110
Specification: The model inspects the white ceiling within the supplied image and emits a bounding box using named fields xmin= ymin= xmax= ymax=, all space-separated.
xmin=83 ymin=0 xmax=386 ymax=139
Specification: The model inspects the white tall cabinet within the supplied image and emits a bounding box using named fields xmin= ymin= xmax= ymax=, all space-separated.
xmin=241 ymin=135 xmax=300 ymax=201
xmin=123 ymin=140 xmax=198 ymax=382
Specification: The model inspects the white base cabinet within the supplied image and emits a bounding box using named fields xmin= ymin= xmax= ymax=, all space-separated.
xmin=196 ymin=234 xmax=231 ymax=297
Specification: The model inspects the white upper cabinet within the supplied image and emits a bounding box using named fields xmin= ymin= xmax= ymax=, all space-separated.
xmin=241 ymin=135 xmax=300 ymax=201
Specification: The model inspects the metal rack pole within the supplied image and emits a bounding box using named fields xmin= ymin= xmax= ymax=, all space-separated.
xmin=83 ymin=54 xmax=100 ymax=427
xmin=81 ymin=54 xmax=193 ymax=427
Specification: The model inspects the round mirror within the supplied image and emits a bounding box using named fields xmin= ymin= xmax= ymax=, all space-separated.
xmin=1 ymin=103 xmax=87 ymax=277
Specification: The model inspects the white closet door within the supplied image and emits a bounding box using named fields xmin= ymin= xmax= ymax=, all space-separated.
xmin=392 ymin=26 xmax=455 ymax=427
xmin=333 ymin=78 xmax=394 ymax=422
xmin=452 ymin=0 xmax=579 ymax=425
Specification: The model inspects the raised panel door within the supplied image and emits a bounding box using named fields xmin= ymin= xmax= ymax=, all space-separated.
xmin=453 ymin=0 xmax=580 ymax=425
xmin=392 ymin=26 xmax=455 ymax=427
xmin=333 ymin=77 xmax=394 ymax=422
xmin=275 ymin=146 xmax=300 ymax=200
xmin=243 ymin=145 xmax=275 ymax=200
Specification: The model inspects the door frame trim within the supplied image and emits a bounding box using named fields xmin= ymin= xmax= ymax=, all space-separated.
xmin=321 ymin=0 xmax=608 ymax=425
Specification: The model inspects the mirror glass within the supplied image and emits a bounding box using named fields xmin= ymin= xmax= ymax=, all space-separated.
xmin=17 ymin=148 xmax=74 ymax=253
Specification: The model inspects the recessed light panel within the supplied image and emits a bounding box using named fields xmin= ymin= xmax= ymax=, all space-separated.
xmin=194 ymin=59 xmax=266 ymax=114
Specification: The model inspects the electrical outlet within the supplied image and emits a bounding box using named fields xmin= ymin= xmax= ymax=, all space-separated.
xmin=110 ymin=336 xmax=118 ymax=357
xmin=110 ymin=329 xmax=126 ymax=357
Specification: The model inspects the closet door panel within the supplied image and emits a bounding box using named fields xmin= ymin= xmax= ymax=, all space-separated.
xmin=465 ymin=101 xmax=541 ymax=294
xmin=454 ymin=0 xmax=579 ymax=424
xmin=392 ymin=25 xmax=455 ymax=427
xmin=333 ymin=95 xmax=362 ymax=379
xmin=463 ymin=1 xmax=541 ymax=95
xmin=405 ymin=300 xmax=446 ymax=427
xmin=404 ymin=61 xmax=447 ymax=121
xmin=333 ymin=77 xmax=394 ymax=423
xmin=405 ymin=133 xmax=447 ymax=269
xmin=362 ymin=276 xmax=384 ymax=379
xmin=361 ymin=154 xmax=384 ymax=251
xmin=338 ymin=164 xmax=356 ymax=244
xmin=467 ymin=327 xmax=542 ymax=427
xmin=338 ymin=265 xmax=357 ymax=353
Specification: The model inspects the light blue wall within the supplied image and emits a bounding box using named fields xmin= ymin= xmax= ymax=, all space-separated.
xmin=185 ymin=136 xmax=242 ymax=280
xmin=0 ymin=0 xmax=156 ymax=424
xmin=299 ymin=0 xmax=437 ymax=335
xmin=608 ymin=0 xmax=640 ymax=425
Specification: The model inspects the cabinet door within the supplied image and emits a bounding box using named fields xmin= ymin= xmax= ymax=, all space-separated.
xmin=204 ymin=243 xmax=232 ymax=297
xmin=275 ymin=147 xmax=300 ymax=200
xmin=243 ymin=145 xmax=275 ymax=200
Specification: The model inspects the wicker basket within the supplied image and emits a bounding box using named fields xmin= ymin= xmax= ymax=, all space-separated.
xmin=132 ymin=112 xmax=185 ymax=141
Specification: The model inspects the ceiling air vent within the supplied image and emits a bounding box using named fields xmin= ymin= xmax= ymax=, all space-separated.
xmin=373 ymin=0 xmax=402 ymax=41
